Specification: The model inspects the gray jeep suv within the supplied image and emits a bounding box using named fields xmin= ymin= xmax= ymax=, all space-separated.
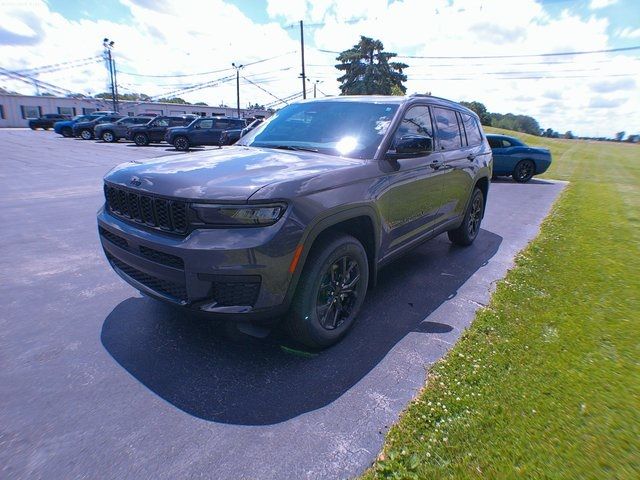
xmin=97 ymin=95 xmax=492 ymax=348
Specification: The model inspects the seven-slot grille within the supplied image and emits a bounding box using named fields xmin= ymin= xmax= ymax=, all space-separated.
xmin=104 ymin=184 xmax=188 ymax=234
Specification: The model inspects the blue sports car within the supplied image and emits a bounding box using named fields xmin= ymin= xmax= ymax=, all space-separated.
xmin=487 ymin=134 xmax=552 ymax=183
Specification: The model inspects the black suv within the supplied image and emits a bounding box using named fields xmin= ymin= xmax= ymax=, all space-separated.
xmin=28 ymin=114 xmax=70 ymax=130
xmin=165 ymin=116 xmax=247 ymax=150
xmin=126 ymin=116 xmax=195 ymax=146
xmin=98 ymin=95 xmax=492 ymax=348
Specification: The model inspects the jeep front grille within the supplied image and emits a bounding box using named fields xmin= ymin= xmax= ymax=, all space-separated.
xmin=104 ymin=184 xmax=188 ymax=234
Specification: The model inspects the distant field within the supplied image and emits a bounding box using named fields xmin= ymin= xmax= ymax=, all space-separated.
xmin=364 ymin=130 xmax=640 ymax=478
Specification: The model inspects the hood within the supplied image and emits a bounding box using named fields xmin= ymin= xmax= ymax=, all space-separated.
xmin=166 ymin=126 xmax=188 ymax=134
xmin=95 ymin=122 xmax=117 ymax=130
xmin=104 ymin=146 xmax=361 ymax=202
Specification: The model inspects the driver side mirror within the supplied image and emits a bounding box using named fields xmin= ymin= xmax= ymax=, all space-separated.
xmin=387 ymin=134 xmax=433 ymax=159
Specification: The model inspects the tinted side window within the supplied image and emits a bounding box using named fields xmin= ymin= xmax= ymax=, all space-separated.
xmin=391 ymin=105 xmax=433 ymax=148
xmin=213 ymin=119 xmax=235 ymax=129
xmin=487 ymin=137 xmax=502 ymax=149
xmin=461 ymin=113 xmax=482 ymax=146
xmin=433 ymin=107 xmax=463 ymax=150
xmin=154 ymin=119 xmax=169 ymax=127
xmin=198 ymin=119 xmax=214 ymax=129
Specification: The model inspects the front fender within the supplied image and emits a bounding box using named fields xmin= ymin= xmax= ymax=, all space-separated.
xmin=283 ymin=204 xmax=382 ymax=304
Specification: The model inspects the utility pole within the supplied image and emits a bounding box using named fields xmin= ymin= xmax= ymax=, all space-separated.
xmin=103 ymin=38 xmax=117 ymax=112
xmin=306 ymin=78 xmax=322 ymax=98
xmin=232 ymin=62 xmax=243 ymax=118
xmin=300 ymin=20 xmax=306 ymax=99
xmin=112 ymin=57 xmax=119 ymax=111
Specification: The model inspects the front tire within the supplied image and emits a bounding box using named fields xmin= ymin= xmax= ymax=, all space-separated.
xmin=448 ymin=187 xmax=484 ymax=246
xmin=102 ymin=131 xmax=116 ymax=143
xmin=133 ymin=133 xmax=149 ymax=146
xmin=80 ymin=129 xmax=93 ymax=140
xmin=513 ymin=160 xmax=535 ymax=183
xmin=173 ymin=136 xmax=190 ymax=151
xmin=286 ymin=233 xmax=369 ymax=348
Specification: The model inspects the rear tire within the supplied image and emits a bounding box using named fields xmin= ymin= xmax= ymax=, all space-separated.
xmin=173 ymin=136 xmax=190 ymax=151
xmin=448 ymin=187 xmax=484 ymax=246
xmin=102 ymin=131 xmax=116 ymax=143
xmin=134 ymin=133 xmax=149 ymax=146
xmin=286 ymin=233 xmax=369 ymax=349
xmin=61 ymin=127 xmax=73 ymax=137
xmin=80 ymin=129 xmax=93 ymax=140
xmin=513 ymin=160 xmax=535 ymax=183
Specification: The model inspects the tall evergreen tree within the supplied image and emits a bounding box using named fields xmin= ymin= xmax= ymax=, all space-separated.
xmin=335 ymin=36 xmax=408 ymax=95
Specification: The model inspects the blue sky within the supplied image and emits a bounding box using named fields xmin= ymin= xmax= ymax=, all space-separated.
xmin=1 ymin=0 xmax=639 ymax=136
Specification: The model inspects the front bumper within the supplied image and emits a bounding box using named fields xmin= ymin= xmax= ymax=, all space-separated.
xmin=97 ymin=206 xmax=303 ymax=321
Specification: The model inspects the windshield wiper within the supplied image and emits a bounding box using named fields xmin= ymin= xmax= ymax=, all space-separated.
xmin=261 ymin=144 xmax=320 ymax=153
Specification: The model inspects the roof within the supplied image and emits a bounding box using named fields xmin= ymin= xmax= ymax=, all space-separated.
xmin=296 ymin=94 xmax=478 ymax=117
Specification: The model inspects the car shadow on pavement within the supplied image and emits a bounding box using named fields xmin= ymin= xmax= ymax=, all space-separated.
xmin=101 ymin=229 xmax=502 ymax=425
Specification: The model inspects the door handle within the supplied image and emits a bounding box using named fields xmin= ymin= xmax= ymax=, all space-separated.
xmin=467 ymin=154 xmax=476 ymax=161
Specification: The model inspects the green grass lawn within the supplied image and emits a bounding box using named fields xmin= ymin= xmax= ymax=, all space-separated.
xmin=363 ymin=130 xmax=640 ymax=479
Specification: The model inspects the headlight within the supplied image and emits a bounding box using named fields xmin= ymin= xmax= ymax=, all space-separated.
xmin=191 ymin=203 xmax=286 ymax=226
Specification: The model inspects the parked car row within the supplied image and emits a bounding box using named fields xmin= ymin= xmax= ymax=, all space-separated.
xmin=41 ymin=112 xmax=261 ymax=150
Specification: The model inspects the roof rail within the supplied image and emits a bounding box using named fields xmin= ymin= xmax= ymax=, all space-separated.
xmin=410 ymin=93 xmax=432 ymax=97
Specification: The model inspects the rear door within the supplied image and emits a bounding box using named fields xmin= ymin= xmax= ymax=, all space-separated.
xmin=432 ymin=107 xmax=475 ymax=227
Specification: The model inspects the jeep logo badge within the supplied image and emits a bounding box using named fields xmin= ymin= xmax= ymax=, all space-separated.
xmin=130 ymin=176 xmax=142 ymax=187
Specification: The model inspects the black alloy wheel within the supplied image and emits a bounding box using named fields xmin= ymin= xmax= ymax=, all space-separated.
xmin=467 ymin=192 xmax=483 ymax=239
xmin=316 ymin=255 xmax=361 ymax=331
xmin=513 ymin=159 xmax=535 ymax=183
xmin=174 ymin=136 xmax=190 ymax=151
xmin=287 ymin=233 xmax=369 ymax=348
xmin=448 ymin=187 xmax=484 ymax=246
xmin=134 ymin=133 xmax=149 ymax=146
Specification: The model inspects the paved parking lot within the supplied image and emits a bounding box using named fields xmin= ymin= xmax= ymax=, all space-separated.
xmin=0 ymin=129 xmax=566 ymax=479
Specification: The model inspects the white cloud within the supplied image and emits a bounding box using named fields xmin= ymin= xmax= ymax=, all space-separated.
xmin=589 ymin=0 xmax=619 ymax=9
xmin=0 ymin=0 xmax=638 ymax=137
xmin=616 ymin=26 xmax=640 ymax=38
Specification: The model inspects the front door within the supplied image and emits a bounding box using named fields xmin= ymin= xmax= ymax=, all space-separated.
xmin=190 ymin=118 xmax=215 ymax=145
xmin=377 ymin=105 xmax=444 ymax=254
xmin=149 ymin=118 xmax=169 ymax=142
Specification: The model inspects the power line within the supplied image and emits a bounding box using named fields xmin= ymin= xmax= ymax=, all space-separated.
xmin=241 ymin=75 xmax=289 ymax=105
xmin=318 ymin=45 xmax=640 ymax=59
xmin=16 ymin=56 xmax=102 ymax=75
xmin=118 ymin=51 xmax=296 ymax=78
xmin=407 ymin=73 xmax=636 ymax=81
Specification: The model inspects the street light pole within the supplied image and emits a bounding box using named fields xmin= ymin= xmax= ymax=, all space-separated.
xmin=232 ymin=62 xmax=243 ymax=118
xmin=103 ymin=38 xmax=117 ymax=112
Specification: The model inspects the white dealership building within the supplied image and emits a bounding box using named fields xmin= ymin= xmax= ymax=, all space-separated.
xmin=0 ymin=93 xmax=270 ymax=127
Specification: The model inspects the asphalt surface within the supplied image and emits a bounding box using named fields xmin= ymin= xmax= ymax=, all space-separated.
xmin=0 ymin=129 xmax=566 ymax=479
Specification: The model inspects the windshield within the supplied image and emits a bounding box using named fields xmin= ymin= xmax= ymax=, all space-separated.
xmin=238 ymin=101 xmax=399 ymax=159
